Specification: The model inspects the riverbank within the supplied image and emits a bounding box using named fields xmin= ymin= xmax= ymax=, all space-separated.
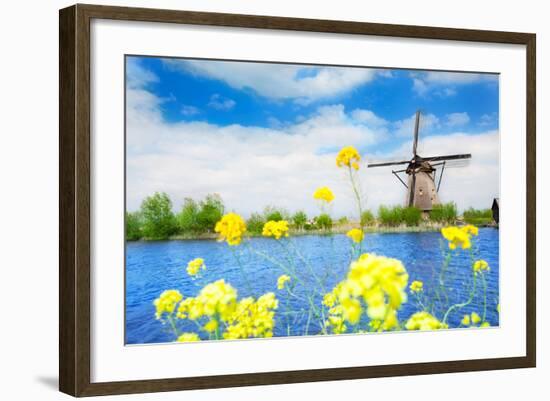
xmin=128 ymin=221 xmax=498 ymax=241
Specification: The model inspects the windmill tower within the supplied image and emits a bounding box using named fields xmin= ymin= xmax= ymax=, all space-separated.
xmin=368 ymin=111 xmax=472 ymax=212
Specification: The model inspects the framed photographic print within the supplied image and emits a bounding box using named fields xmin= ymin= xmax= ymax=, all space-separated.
xmin=59 ymin=4 xmax=536 ymax=397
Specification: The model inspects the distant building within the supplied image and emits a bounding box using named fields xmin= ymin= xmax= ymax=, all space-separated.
xmin=492 ymin=198 xmax=499 ymax=224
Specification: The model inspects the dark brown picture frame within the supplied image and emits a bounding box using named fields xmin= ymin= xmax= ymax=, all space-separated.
xmin=59 ymin=3 xmax=536 ymax=397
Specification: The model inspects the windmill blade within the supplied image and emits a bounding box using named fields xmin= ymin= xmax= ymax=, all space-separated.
xmin=422 ymin=153 xmax=472 ymax=162
xmin=368 ymin=160 xmax=411 ymax=168
xmin=408 ymin=170 xmax=417 ymax=207
xmin=412 ymin=110 xmax=421 ymax=157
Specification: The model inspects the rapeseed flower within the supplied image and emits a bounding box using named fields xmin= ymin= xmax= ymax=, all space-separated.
xmin=325 ymin=253 xmax=408 ymax=332
xmin=203 ymin=319 xmax=218 ymax=333
xmin=215 ymin=213 xmax=246 ymax=246
xmin=177 ymin=332 xmax=200 ymax=342
xmin=196 ymin=279 xmax=238 ymax=321
xmin=277 ymin=274 xmax=291 ymax=290
xmin=313 ymin=186 xmax=335 ymax=203
xmin=223 ymin=293 xmax=278 ymax=339
xmin=323 ymin=293 xmax=336 ymax=308
xmin=346 ymin=228 xmax=364 ymax=243
xmin=405 ymin=311 xmax=447 ymax=330
xmin=187 ymin=257 xmax=205 ymax=276
xmin=441 ymin=226 xmax=477 ymax=250
xmin=470 ymin=312 xmax=481 ymax=324
xmin=153 ymin=289 xmax=183 ymax=319
xmin=462 ymin=224 xmax=479 ymax=236
xmin=262 ymin=220 xmax=290 ymax=240
xmin=325 ymin=305 xmax=347 ymax=334
xmin=336 ymin=146 xmax=361 ymax=169
xmin=473 ymin=259 xmax=490 ymax=274
xmin=461 ymin=314 xmax=471 ymax=326
xmin=410 ymin=280 xmax=423 ymax=293
xmin=341 ymin=298 xmax=362 ymax=324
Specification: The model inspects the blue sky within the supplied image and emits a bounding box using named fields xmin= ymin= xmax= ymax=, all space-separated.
xmin=125 ymin=56 xmax=499 ymax=216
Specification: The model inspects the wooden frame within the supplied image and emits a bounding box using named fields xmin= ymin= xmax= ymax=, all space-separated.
xmin=59 ymin=3 xmax=536 ymax=397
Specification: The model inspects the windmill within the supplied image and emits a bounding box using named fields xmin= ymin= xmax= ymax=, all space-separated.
xmin=368 ymin=110 xmax=471 ymax=212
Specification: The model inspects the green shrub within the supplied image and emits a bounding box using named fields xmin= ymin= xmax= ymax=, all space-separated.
xmin=292 ymin=211 xmax=308 ymax=230
xmin=463 ymin=208 xmax=493 ymax=225
xmin=140 ymin=192 xmax=177 ymax=240
xmin=196 ymin=194 xmax=224 ymax=232
xmin=463 ymin=208 xmax=492 ymax=219
xmin=378 ymin=205 xmax=402 ymax=226
xmin=246 ymin=213 xmax=265 ymax=234
xmin=263 ymin=206 xmax=288 ymax=222
xmin=177 ymin=198 xmax=200 ymax=233
xmin=125 ymin=211 xmax=143 ymax=241
xmin=378 ymin=205 xmax=421 ymax=226
xmin=337 ymin=216 xmax=349 ymax=225
xmin=402 ymin=206 xmax=421 ymax=226
xmin=430 ymin=202 xmax=457 ymax=224
xmin=360 ymin=210 xmax=375 ymax=226
xmin=315 ymin=213 xmax=333 ymax=230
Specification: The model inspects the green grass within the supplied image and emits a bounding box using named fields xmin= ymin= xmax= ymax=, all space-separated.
xmin=360 ymin=210 xmax=375 ymax=226
xmin=378 ymin=205 xmax=421 ymax=227
xmin=463 ymin=208 xmax=493 ymax=225
xmin=430 ymin=202 xmax=457 ymax=224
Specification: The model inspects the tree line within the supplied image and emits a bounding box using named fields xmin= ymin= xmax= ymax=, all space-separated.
xmin=125 ymin=192 xmax=335 ymax=241
xmin=126 ymin=192 xmax=490 ymax=241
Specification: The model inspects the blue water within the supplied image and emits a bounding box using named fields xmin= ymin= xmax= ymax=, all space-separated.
xmin=126 ymin=228 xmax=499 ymax=344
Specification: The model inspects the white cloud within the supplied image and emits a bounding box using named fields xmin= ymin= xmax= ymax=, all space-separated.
xmin=411 ymin=71 xmax=498 ymax=97
xmin=445 ymin=112 xmax=470 ymax=127
xmin=208 ymin=94 xmax=236 ymax=111
xmin=126 ymin=58 xmax=158 ymax=89
xmin=181 ymin=105 xmax=200 ymax=116
xmin=350 ymin=109 xmax=388 ymax=128
xmin=126 ymin=88 xmax=392 ymax=216
xmin=164 ymin=59 xmax=385 ymax=103
xmin=126 ymin=84 xmax=499 ymax=217
xmin=479 ymin=112 xmax=498 ymax=127
xmin=393 ymin=113 xmax=440 ymax=137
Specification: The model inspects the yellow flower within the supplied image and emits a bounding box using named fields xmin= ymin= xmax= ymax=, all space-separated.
xmin=462 ymin=224 xmax=479 ymax=236
xmin=461 ymin=314 xmax=471 ymax=326
xmin=203 ymin=319 xmax=218 ymax=333
xmin=473 ymin=259 xmax=490 ymax=273
xmin=481 ymin=322 xmax=490 ymax=328
xmin=348 ymin=253 xmax=408 ymax=319
xmin=313 ymin=186 xmax=335 ymax=203
xmin=277 ymin=274 xmax=291 ymax=290
xmin=441 ymin=226 xmax=472 ymax=250
xmin=405 ymin=311 xmax=447 ymax=331
xmin=325 ymin=305 xmax=347 ymax=334
xmin=326 ymin=253 xmax=408 ymax=331
xmin=323 ymin=293 xmax=336 ymax=308
xmin=177 ymin=332 xmax=200 ymax=342
xmin=186 ymin=258 xmax=205 ymax=276
xmin=497 ymin=303 xmax=500 ymax=313
xmin=196 ymin=279 xmax=238 ymax=321
xmin=346 ymin=228 xmax=364 ymax=244
xmin=410 ymin=280 xmax=423 ymax=293
xmin=262 ymin=220 xmax=290 ymax=240
xmin=336 ymin=146 xmax=361 ymax=169
xmin=153 ymin=289 xmax=183 ymax=319
xmin=470 ymin=312 xmax=481 ymax=324
xmin=223 ymin=293 xmax=278 ymax=339
xmin=215 ymin=213 xmax=246 ymax=246
xmin=341 ymin=298 xmax=362 ymax=324
xmin=176 ymin=297 xmax=203 ymax=320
